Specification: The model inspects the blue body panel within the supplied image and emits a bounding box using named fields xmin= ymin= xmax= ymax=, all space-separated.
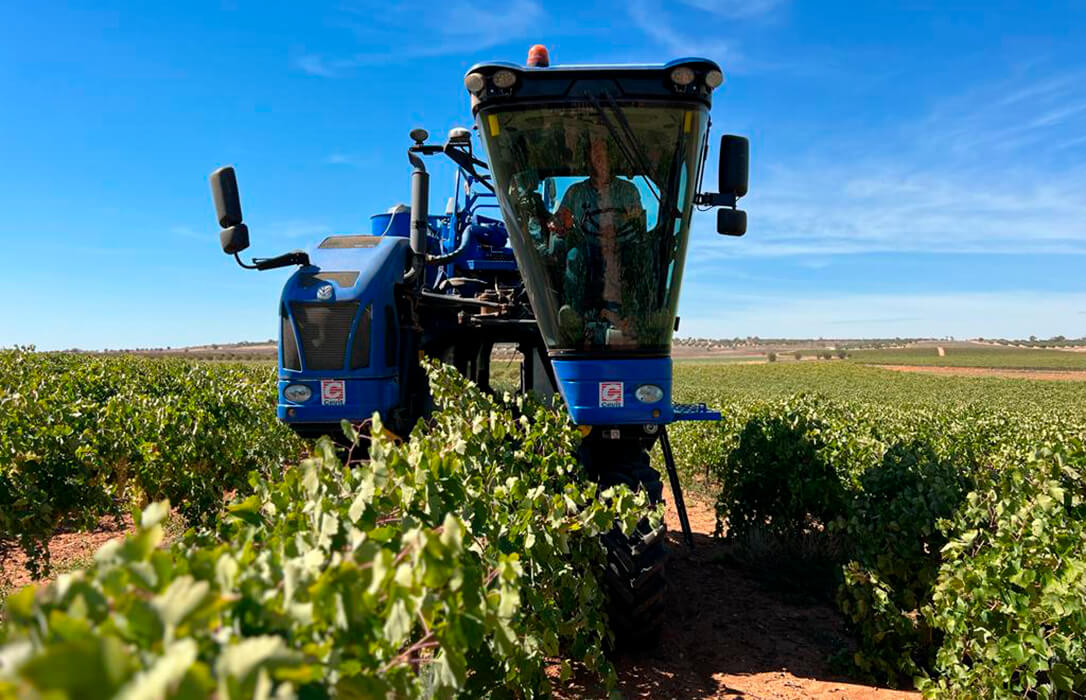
xmin=277 ymin=235 xmax=410 ymax=428
xmin=297 ymin=235 xmax=409 ymax=289
xmin=551 ymin=357 xmax=674 ymax=425
xmin=277 ymin=377 xmax=400 ymax=423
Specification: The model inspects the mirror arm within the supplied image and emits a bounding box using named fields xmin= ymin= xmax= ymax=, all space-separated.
xmin=443 ymin=142 xmax=489 ymax=169
xmin=234 ymin=252 xmax=259 ymax=270
xmin=252 ymin=250 xmax=310 ymax=271
xmin=442 ymin=144 xmax=495 ymax=193
xmin=231 ymin=250 xmax=310 ymax=271
xmin=694 ymin=192 xmax=737 ymax=207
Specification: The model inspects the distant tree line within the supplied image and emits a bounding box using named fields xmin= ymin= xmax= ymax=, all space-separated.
xmin=979 ymin=335 xmax=1086 ymax=349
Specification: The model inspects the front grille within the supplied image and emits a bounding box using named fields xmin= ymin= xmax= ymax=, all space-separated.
xmin=384 ymin=305 xmax=397 ymax=367
xmin=291 ymin=302 xmax=360 ymax=370
xmin=281 ymin=305 xmax=301 ymax=370
xmin=350 ymin=305 xmax=372 ymax=369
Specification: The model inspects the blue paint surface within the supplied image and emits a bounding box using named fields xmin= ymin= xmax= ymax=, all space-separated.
xmin=551 ymin=356 xmax=673 ymax=425
xmin=277 ymin=376 xmax=399 ymax=425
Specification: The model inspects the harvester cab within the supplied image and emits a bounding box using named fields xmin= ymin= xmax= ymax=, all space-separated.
xmin=210 ymin=46 xmax=748 ymax=645
xmin=466 ymin=55 xmax=748 ymax=428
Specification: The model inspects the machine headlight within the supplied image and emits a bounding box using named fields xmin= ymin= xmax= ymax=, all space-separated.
xmin=284 ymin=384 xmax=312 ymax=403
xmin=635 ymin=384 xmax=664 ymax=403
xmin=705 ymin=69 xmax=724 ymax=88
xmin=464 ymin=72 xmax=486 ymax=93
xmin=492 ymin=69 xmax=517 ymax=89
xmin=670 ymin=66 xmax=695 ymax=86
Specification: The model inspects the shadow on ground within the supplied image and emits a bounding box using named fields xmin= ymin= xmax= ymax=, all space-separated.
xmin=553 ymin=489 xmax=917 ymax=699
xmin=614 ymin=530 xmax=853 ymax=697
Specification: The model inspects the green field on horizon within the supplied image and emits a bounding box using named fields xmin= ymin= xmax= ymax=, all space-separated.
xmin=847 ymin=345 xmax=1086 ymax=370
xmin=673 ymin=360 xmax=1086 ymax=415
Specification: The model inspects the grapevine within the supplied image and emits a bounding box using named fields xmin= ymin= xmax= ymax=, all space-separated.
xmin=0 ymin=360 xmax=654 ymax=697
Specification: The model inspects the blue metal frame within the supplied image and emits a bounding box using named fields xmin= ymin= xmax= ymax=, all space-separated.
xmin=438 ymin=170 xmax=517 ymax=282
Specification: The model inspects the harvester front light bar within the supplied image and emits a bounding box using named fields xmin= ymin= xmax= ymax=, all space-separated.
xmin=635 ymin=384 xmax=665 ymax=404
xmin=670 ymin=66 xmax=695 ymax=86
xmin=491 ymin=69 xmax=517 ymax=89
xmin=705 ymin=69 xmax=724 ymax=88
xmin=284 ymin=384 xmax=312 ymax=403
xmin=464 ymin=72 xmax=486 ymax=93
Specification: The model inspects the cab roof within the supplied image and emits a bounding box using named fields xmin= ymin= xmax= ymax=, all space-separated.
xmin=465 ymin=58 xmax=723 ymax=114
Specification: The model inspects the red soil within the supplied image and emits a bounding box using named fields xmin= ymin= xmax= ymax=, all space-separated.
xmin=1 ymin=512 xmax=134 ymax=593
xmin=555 ymin=485 xmax=919 ymax=699
xmin=873 ymin=364 xmax=1086 ymax=381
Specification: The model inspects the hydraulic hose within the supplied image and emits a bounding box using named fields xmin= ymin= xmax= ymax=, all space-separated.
xmin=426 ymin=221 xmax=472 ymax=265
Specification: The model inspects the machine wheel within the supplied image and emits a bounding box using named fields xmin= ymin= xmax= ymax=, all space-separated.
xmin=602 ymin=514 xmax=668 ymax=647
xmin=587 ymin=443 xmax=669 ymax=648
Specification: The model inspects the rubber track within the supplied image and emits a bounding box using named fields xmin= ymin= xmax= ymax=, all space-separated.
xmin=601 ymin=465 xmax=669 ymax=648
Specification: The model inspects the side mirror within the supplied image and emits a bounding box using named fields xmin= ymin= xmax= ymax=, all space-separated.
xmin=717 ymin=208 xmax=747 ymax=236
xmin=210 ymin=166 xmax=249 ymax=254
xmin=219 ymin=223 xmax=250 ymax=255
xmin=718 ymin=135 xmax=749 ymax=199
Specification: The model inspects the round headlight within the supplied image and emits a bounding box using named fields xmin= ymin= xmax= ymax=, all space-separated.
xmin=464 ymin=72 xmax=485 ymax=93
xmin=284 ymin=384 xmax=312 ymax=403
xmin=670 ymin=66 xmax=695 ymax=86
xmin=492 ymin=69 xmax=517 ymax=89
xmin=635 ymin=384 xmax=664 ymax=403
xmin=705 ymin=69 xmax=724 ymax=89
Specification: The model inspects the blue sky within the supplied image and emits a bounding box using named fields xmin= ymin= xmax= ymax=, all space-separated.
xmin=1 ymin=0 xmax=1084 ymax=349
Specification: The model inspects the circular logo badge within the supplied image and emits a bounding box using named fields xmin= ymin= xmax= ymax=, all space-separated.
xmin=316 ymin=284 xmax=333 ymax=301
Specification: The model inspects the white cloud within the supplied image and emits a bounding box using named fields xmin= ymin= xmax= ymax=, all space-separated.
xmin=679 ymin=0 xmax=787 ymax=20
xmin=919 ymin=68 xmax=1086 ymax=158
xmin=686 ymin=63 xmax=1086 ymax=260
xmin=627 ymin=0 xmax=793 ymax=70
xmin=697 ymin=163 xmax=1086 ymax=259
xmin=627 ymin=0 xmax=741 ymax=68
xmin=295 ymin=0 xmax=545 ymax=76
xmin=266 ymin=219 xmax=331 ymax=240
xmin=294 ymin=54 xmax=340 ymax=78
xmin=677 ymin=290 xmax=1086 ymax=339
xmin=170 ymin=225 xmax=205 ymax=241
xmin=324 ymin=153 xmax=375 ymax=168
xmin=1057 ymin=133 xmax=1086 ymax=151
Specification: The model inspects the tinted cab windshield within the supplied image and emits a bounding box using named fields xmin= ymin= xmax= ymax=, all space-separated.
xmin=479 ymin=104 xmax=707 ymax=354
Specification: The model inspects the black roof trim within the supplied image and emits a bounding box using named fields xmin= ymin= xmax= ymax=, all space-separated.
xmin=466 ymin=58 xmax=723 ymax=114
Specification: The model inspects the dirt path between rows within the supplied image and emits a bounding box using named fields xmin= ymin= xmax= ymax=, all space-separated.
xmin=1 ymin=513 xmax=135 ymax=597
xmin=563 ymin=486 xmax=919 ymax=699
xmin=869 ymin=364 xmax=1086 ymax=381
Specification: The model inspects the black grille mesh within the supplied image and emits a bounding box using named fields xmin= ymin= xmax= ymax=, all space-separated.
xmin=281 ymin=305 xmax=301 ymax=370
xmin=351 ymin=305 xmax=372 ymax=369
xmin=385 ymin=305 xmax=397 ymax=367
xmin=291 ymin=302 xmax=359 ymax=370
